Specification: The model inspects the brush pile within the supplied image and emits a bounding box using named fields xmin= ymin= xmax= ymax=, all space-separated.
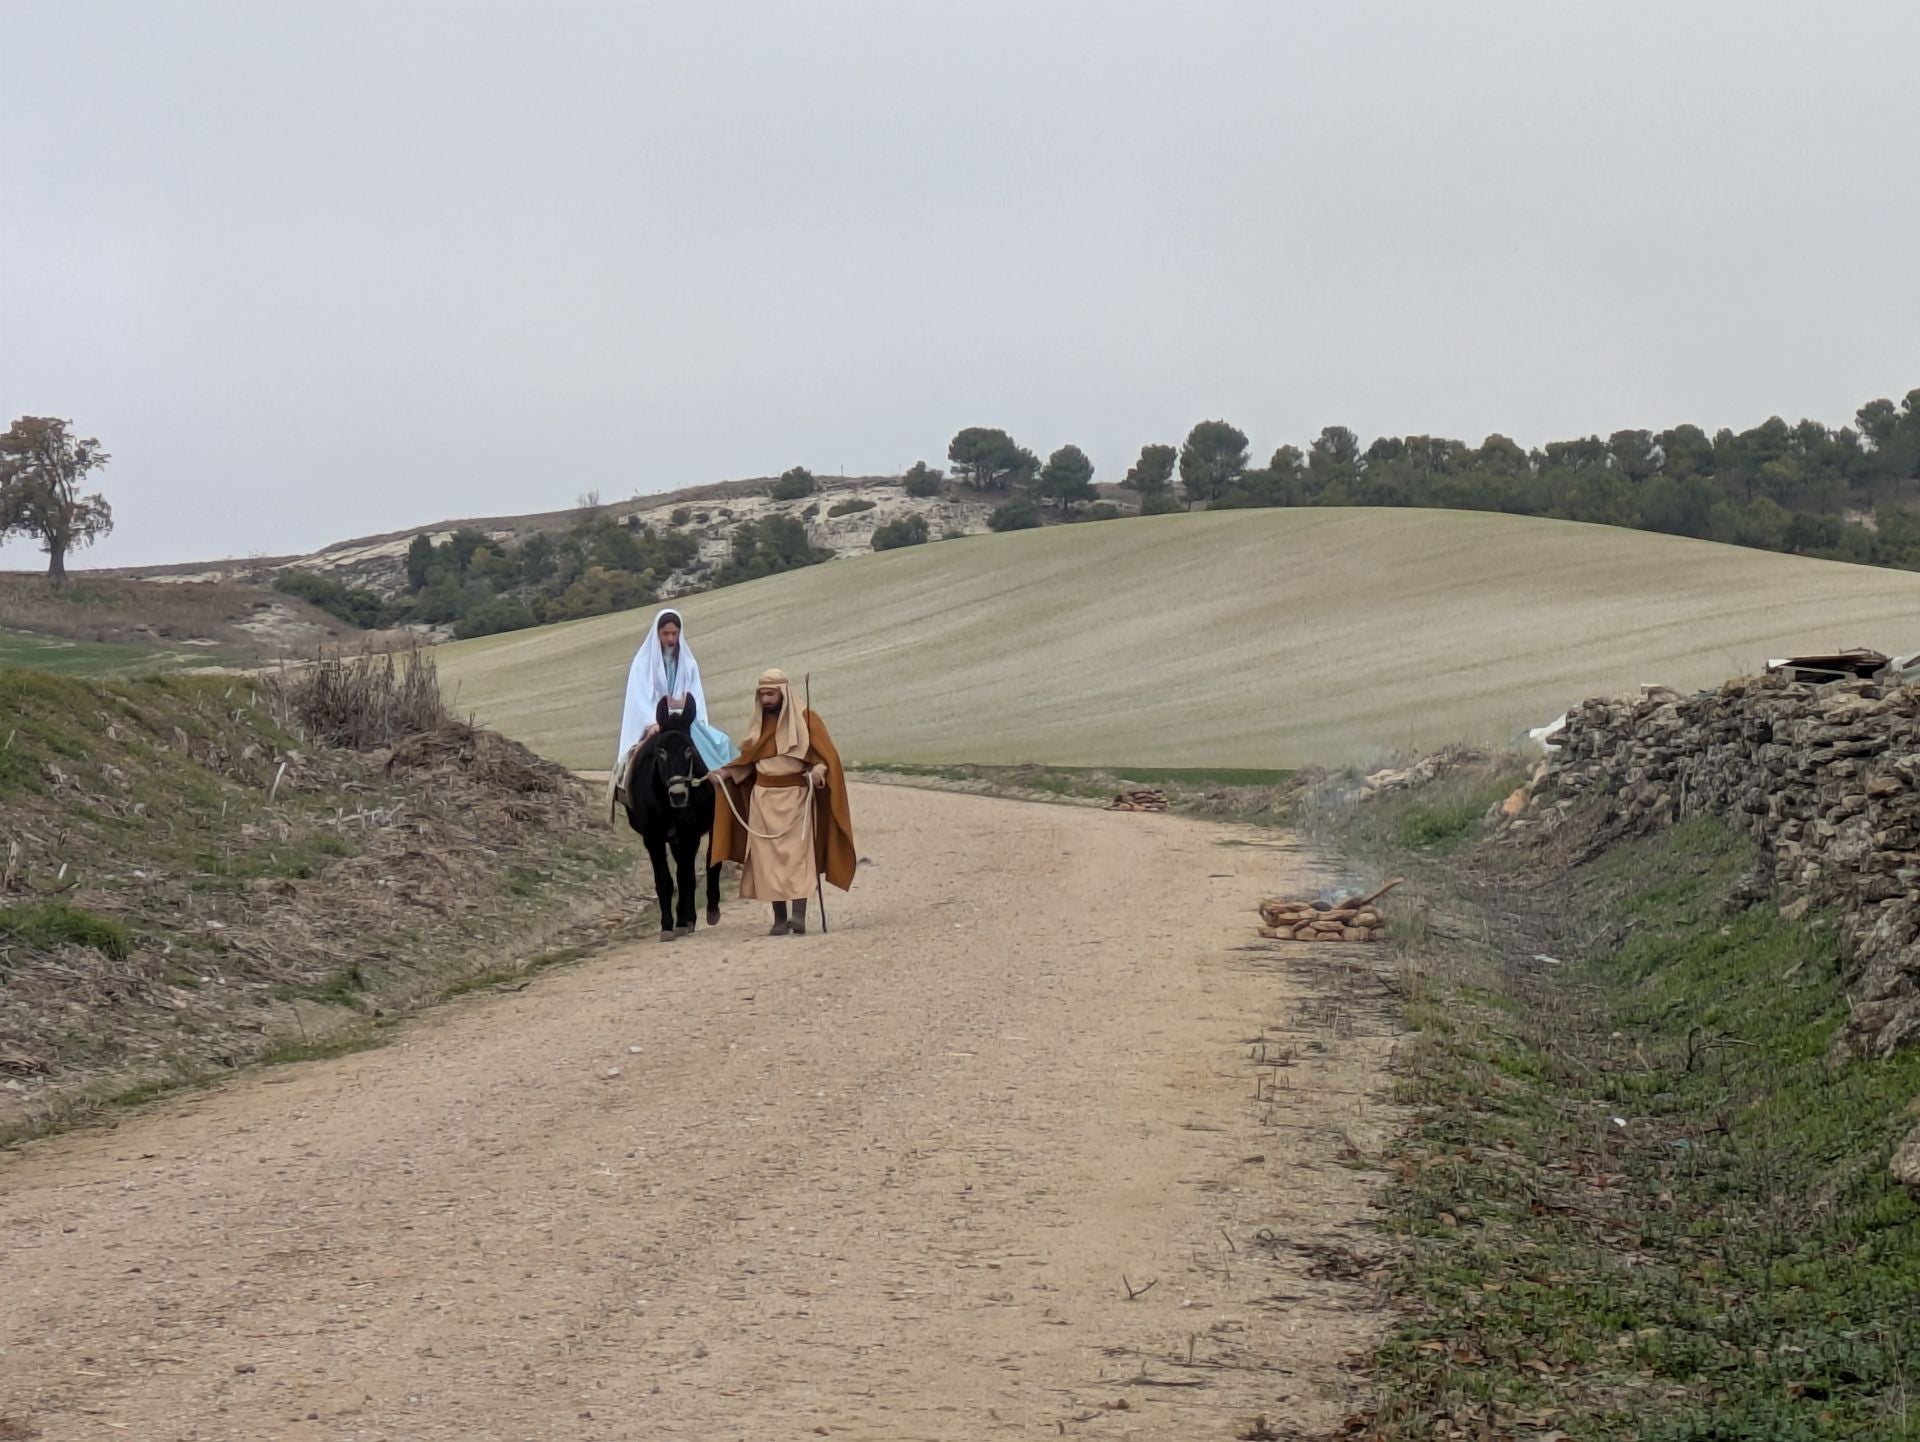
xmin=1107 ymin=788 xmax=1169 ymax=812
xmin=1258 ymin=879 xmax=1401 ymax=943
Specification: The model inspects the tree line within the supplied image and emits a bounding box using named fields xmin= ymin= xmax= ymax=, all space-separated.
xmin=939 ymin=388 xmax=1920 ymax=567
xmin=279 ymin=499 xmax=839 ymax=638
xmin=12 ymin=383 xmax=1917 ymax=634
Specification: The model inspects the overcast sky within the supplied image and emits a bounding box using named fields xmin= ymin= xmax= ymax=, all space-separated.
xmin=3 ymin=2 xmax=1916 ymax=569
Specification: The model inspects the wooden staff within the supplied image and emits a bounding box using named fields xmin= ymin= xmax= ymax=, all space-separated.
xmin=807 ymin=671 xmax=828 ymax=934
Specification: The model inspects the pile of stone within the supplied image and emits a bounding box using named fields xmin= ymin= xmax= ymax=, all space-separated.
xmin=1362 ymin=747 xmax=1487 ymax=797
xmin=1508 ymin=670 xmax=1920 ymax=1059
xmin=1259 ymin=880 xmax=1401 ymax=943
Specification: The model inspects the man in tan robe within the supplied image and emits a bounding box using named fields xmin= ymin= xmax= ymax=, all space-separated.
xmin=710 ymin=670 xmax=856 ymax=936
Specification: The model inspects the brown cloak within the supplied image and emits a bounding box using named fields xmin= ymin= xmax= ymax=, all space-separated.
xmin=710 ymin=708 xmax=857 ymax=893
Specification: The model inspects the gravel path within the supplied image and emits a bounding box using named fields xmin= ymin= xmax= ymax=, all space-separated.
xmin=1 ymin=786 xmax=1395 ymax=1441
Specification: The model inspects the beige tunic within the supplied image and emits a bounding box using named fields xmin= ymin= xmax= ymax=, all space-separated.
xmin=738 ymin=755 xmax=815 ymax=902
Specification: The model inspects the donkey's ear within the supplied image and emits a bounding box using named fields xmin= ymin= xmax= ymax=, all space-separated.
xmin=683 ymin=694 xmax=698 ymax=726
xmin=655 ymin=696 xmax=671 ymax=727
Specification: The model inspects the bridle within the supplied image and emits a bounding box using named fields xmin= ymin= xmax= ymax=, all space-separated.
xmin=653 ymin=730 xmax=701 ymax=811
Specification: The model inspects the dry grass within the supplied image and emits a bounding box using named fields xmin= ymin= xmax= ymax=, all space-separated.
xmin=0 ymin=572 xmax=351 ymax=659
xmin=273 ymin=643 xmax=451 ymax=749
xmin=436 ymin=508 xmax=1920 ymax=769
xmin=0 ymin=668 xmax=634 ymax=1140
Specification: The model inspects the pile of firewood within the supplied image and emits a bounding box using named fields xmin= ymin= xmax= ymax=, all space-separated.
xmin=1258 ymin=879 xmax=1401 ymax=943
xmin=1108 ymin=788 xmax=1169 ymax=812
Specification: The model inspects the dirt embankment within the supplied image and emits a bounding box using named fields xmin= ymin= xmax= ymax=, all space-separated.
xmin=0 ymin=667 xmax=647 ymax=1138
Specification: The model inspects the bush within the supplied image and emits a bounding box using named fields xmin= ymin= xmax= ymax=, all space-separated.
xmin=1085 ymin=502 xmax=1121 ymax=522
xmin=828 ymin=497 xmax=877 ymax=518
xmin=273 ymin=570 xmax=387 ymax=630
xmin=903 ymin=462 xmax=944 ymax=498
xmin=714 ymin=516 xmax=829 ymax=586
xmin=546 ymin=565 xmax=657 ymax=622
xmin=1140 ymin=492 xmax=1184 ymax=516
xmin=871 ymin=515 xmax=931 ymax=551
xmin=988 ymin=496 xmax=1042 ymax=532
xmin=670 ymin=508 xmax=691 ymax=526
xmin=452 ymin=595 xmax=538 ymax=639
xmin=770 ymin=467 xmax=817 ymax=501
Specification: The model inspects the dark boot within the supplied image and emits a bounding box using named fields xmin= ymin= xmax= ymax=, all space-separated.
xmin=790 ymin=898 xmax=809 ymax=936
xmin=768 ymin=901 xmax=791 ymax=938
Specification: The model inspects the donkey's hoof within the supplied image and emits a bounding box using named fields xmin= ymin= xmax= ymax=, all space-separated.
xmin=706 ymin=909 xmax=721 ymax=929
xmin=658 ymin=929 xmax=677 ymax=944
xmin=674 ymin=924 xmax=695 ymax=936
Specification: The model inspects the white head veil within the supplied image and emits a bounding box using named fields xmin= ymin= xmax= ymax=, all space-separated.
xmin=614 ymin=608 xmax=711 ymax=771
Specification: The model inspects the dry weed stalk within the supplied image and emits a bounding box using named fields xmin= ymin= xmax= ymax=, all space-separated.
xmin=275 ymin=640 xmax=451 ymax=750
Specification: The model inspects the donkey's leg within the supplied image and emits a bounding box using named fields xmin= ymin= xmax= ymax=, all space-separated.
xmin=646 ymin=836 xmax=676 ymax=941
xmin=704 ymin=839 xmax=723 ymax=928
xmin=673 ymin=829 xmax=698 ymax=932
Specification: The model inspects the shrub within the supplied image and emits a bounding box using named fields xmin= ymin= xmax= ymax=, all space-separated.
xmin=1086 ymin=502 xmax=1121 ymax=522
xmin=546 ymin=565 xmax=657 ymax=622
xmin=670 ymin=508 xmax=691 ymax=526
xmin=714 ymin=516 xmax=829 ymax=586
xmin=452 ymin=595 xmax=537 ymax=639
xmin=828 ymin=497 xmax=877 ymax=518
xmin=872 ymin=515 xmax=931 ymax=551
xmin=1140 ymin=492 xmax=1184 ymax=516
xmin=273 ymin=570 xmax=387 ymax=629
xmin=903 ymin=462 xmax=944 ymax=498
xmin=988 ymin=496 xmax=1042 ymax=532
xmin=770 ymin=467 xmax=817 ymax=501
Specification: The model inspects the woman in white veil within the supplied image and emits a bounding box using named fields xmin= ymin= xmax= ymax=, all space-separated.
xmin=613 ymin=608 xmax=737 ymax=780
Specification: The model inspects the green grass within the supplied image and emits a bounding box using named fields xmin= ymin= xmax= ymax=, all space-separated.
xmin=0 ymin=628 xmax=204 ymax=676
xmin=0 ymin=900 xmax=131 ymax=960
xmin=1396 ymin=799 xmax=1489 ymax=852
xmin=1392 ymin=774 xmax=1520 ymax=854
xmin=1369 ymin=817 xmax=1920 ymax=1439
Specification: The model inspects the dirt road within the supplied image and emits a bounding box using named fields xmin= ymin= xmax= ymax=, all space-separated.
xmin=1 ymin=787 xmax=1395 ymax=1441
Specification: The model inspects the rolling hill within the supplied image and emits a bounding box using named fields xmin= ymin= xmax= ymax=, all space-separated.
xmin=434 ymin=508 xmax=1920 ymax=770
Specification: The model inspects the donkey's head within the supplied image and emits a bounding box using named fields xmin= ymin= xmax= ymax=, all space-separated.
xmin=651 ymin=694 xmax=702 ymax=810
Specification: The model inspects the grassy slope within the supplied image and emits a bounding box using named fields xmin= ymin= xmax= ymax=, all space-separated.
xmin=0 ymin=668 xmax=636 ymax=1139
xmin=1339 ymin=782 xmax=1920 ymax=1439
xmin=437 ymin=508 xmax=1920 ymax=771
xmin=0 ymin=629 xmax=180 ymax=676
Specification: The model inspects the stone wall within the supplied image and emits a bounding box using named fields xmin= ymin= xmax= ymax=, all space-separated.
xmin=1512 ymin=672 xmax=1920 ymax=1058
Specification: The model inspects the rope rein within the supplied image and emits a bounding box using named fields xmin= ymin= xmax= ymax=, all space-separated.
xmin=703 ymin=767 xmax=817 ymax=842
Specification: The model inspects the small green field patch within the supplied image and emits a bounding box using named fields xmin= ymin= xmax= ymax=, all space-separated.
xmin=0 ymin=900 xmax=131 ymax=960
